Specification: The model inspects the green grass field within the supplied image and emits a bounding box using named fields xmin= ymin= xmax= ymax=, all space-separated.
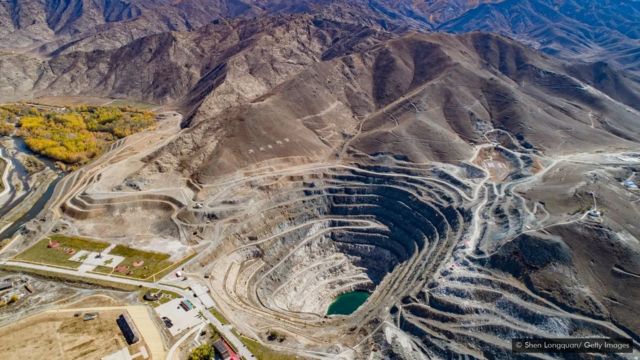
xmin=93 ymin=244 xmax=172 ymax=279
xmin=16 ymin=234 xmax=182 ymax=280
xmin=14 ymin=235 xmax=110 ymax=268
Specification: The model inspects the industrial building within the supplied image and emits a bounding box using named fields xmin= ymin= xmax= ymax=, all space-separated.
xmin=155 ymin=298 xmax=203 ymax=336
xmin=212 ymin=339 xmax=230 ymax=360
xmin=116 ymin=314 xmax=140 ymax=345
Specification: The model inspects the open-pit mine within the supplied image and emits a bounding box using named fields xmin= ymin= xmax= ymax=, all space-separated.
xmin=3 ymin=102 xmax=637 ymax=359
xmin=1 ymin=2 xmax=640 ymax=359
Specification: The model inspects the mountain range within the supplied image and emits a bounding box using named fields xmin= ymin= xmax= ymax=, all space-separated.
xmin=1 ymin=1 xmax=640 ymax=359
xmin=2 ymin=0 xmax=640 ymax=183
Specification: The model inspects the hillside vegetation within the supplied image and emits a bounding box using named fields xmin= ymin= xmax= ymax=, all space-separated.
xmin=0 ymin=104 xmax=155 ymax=165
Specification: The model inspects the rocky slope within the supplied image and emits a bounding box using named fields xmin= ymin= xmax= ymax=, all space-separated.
xmin=4 ymin=0 xmax=639 ymax=70
xmin=2 ymin=1 xmax=640 ymax=103
xmin=0 ymin=0 xmax=260 ymax=51
xmin=0 ymin=0 xmax=495 ymax=52
xmin=438 ymin=0 xmax=640 ymax=74
xmin=133 ymin=25 xmax=640 ymax=181
xmin=2 ymin=2 xmax=640 ymax=359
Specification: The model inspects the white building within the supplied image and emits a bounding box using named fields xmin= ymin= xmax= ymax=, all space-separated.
xmin=190 ymin=283 xmax=215 ymax=309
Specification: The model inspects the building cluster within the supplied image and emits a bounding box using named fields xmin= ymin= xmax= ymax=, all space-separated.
xmin=190 ymin=284 xmax=215 ymax=309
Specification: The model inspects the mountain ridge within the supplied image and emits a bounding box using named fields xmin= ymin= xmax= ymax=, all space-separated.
xmin=2 ymin=2 xmax=640 ymax=359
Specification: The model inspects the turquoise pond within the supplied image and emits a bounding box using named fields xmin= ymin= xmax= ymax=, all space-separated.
xmin=326 ymin=291 xmax=371 ymax=315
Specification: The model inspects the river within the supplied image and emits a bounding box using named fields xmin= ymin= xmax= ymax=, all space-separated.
xmin=0 ymin=136 xmax=64 ymax=240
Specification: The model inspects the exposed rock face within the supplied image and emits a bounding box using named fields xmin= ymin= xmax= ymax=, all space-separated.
xmin=4 ymin=14 xmax=640 ymax=167
xmin=546 ymin=224 xmax=640 ymax=338
xmin=248 ymin=167 xmax=470 ymax=316
xmin=4 ymin=0 xmax=639 ymax=70
xmin=0 ymin=0 xmax=494 ymax=52
xmin=2 ymin=2 xmax=640 ymax=359
xmin=139 ymin=29 xmax=640 ymax=183
xmin=0 ymin=0 xmax=255 ymax=51
xmin=183 ymin=162 xmax=474 ymax=352
xmin=438 ymin=0 xmax=640 ymax=75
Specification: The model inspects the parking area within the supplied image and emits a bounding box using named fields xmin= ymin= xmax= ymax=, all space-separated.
xmin=154 ymin=298 xmax=204 ymax=336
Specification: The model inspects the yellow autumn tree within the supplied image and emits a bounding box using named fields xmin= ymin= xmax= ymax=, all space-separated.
xmin=5 ymin=103 xmax=155 ymax=165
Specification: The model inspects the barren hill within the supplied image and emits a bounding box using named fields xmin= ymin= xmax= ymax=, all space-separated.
xmin=3 ymin=12 xmax=639 ymax=178
xmin=0 ymin=0 xmax=261 ymax=51
xmin=1 ymin=2 xmax=640 ymax=359
xmin=439 ymin=0 xmax=640 ymax=75
xmin=130 ymin=26 xmax=640 ymax=183
xmin=3 ymin=0 xmax=640 ymax=103
xmin=0 ymin=0 xmax=495 ymax=53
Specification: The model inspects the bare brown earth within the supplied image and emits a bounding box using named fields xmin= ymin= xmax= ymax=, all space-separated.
xmin=3 ymin=1 xmax=638 ymax=77
xmin=1 ymin=3 xmax=640 ymax=360
xmin=0 ymin=0 xmax=497 ymax=53
xmin=472 ymin=147 xmax=512 ymax=182
xmin=0 ymin=309 xmax=143 ymax=359
xmin=31 ymin=109 xmax=637 ymax=359
xmin=138 ymin=29 xmax=640 ymax=183
xmin=439 ymin=0 xmax=640 ymax=76
xmin=506 ymin=158 xmax=640 ymax=333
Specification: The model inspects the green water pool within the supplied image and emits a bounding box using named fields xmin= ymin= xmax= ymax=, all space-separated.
xmin=326 ymin=291 xmax=371 ymax=315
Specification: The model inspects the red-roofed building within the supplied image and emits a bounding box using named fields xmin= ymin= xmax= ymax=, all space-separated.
xmin=212 ymin=338 xmax=239 ymax=360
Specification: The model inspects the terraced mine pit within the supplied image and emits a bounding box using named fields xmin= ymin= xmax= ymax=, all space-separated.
xmin=3 ymin=4 xmax=640 ymax=359
xmin=4 ymin=107 xmax=634 ymax=358
xmin=5 ymin=118 xmax=638 ymax=358
xmin=184 ymin=162 xmax=475 ymax=349
xmin=173 ymin=149 xmax=639 ymax=357
xmin=12 ymin=110 xmax=635 ymax=357
xmin=61 ymin=192 xmax=182 ymax=248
